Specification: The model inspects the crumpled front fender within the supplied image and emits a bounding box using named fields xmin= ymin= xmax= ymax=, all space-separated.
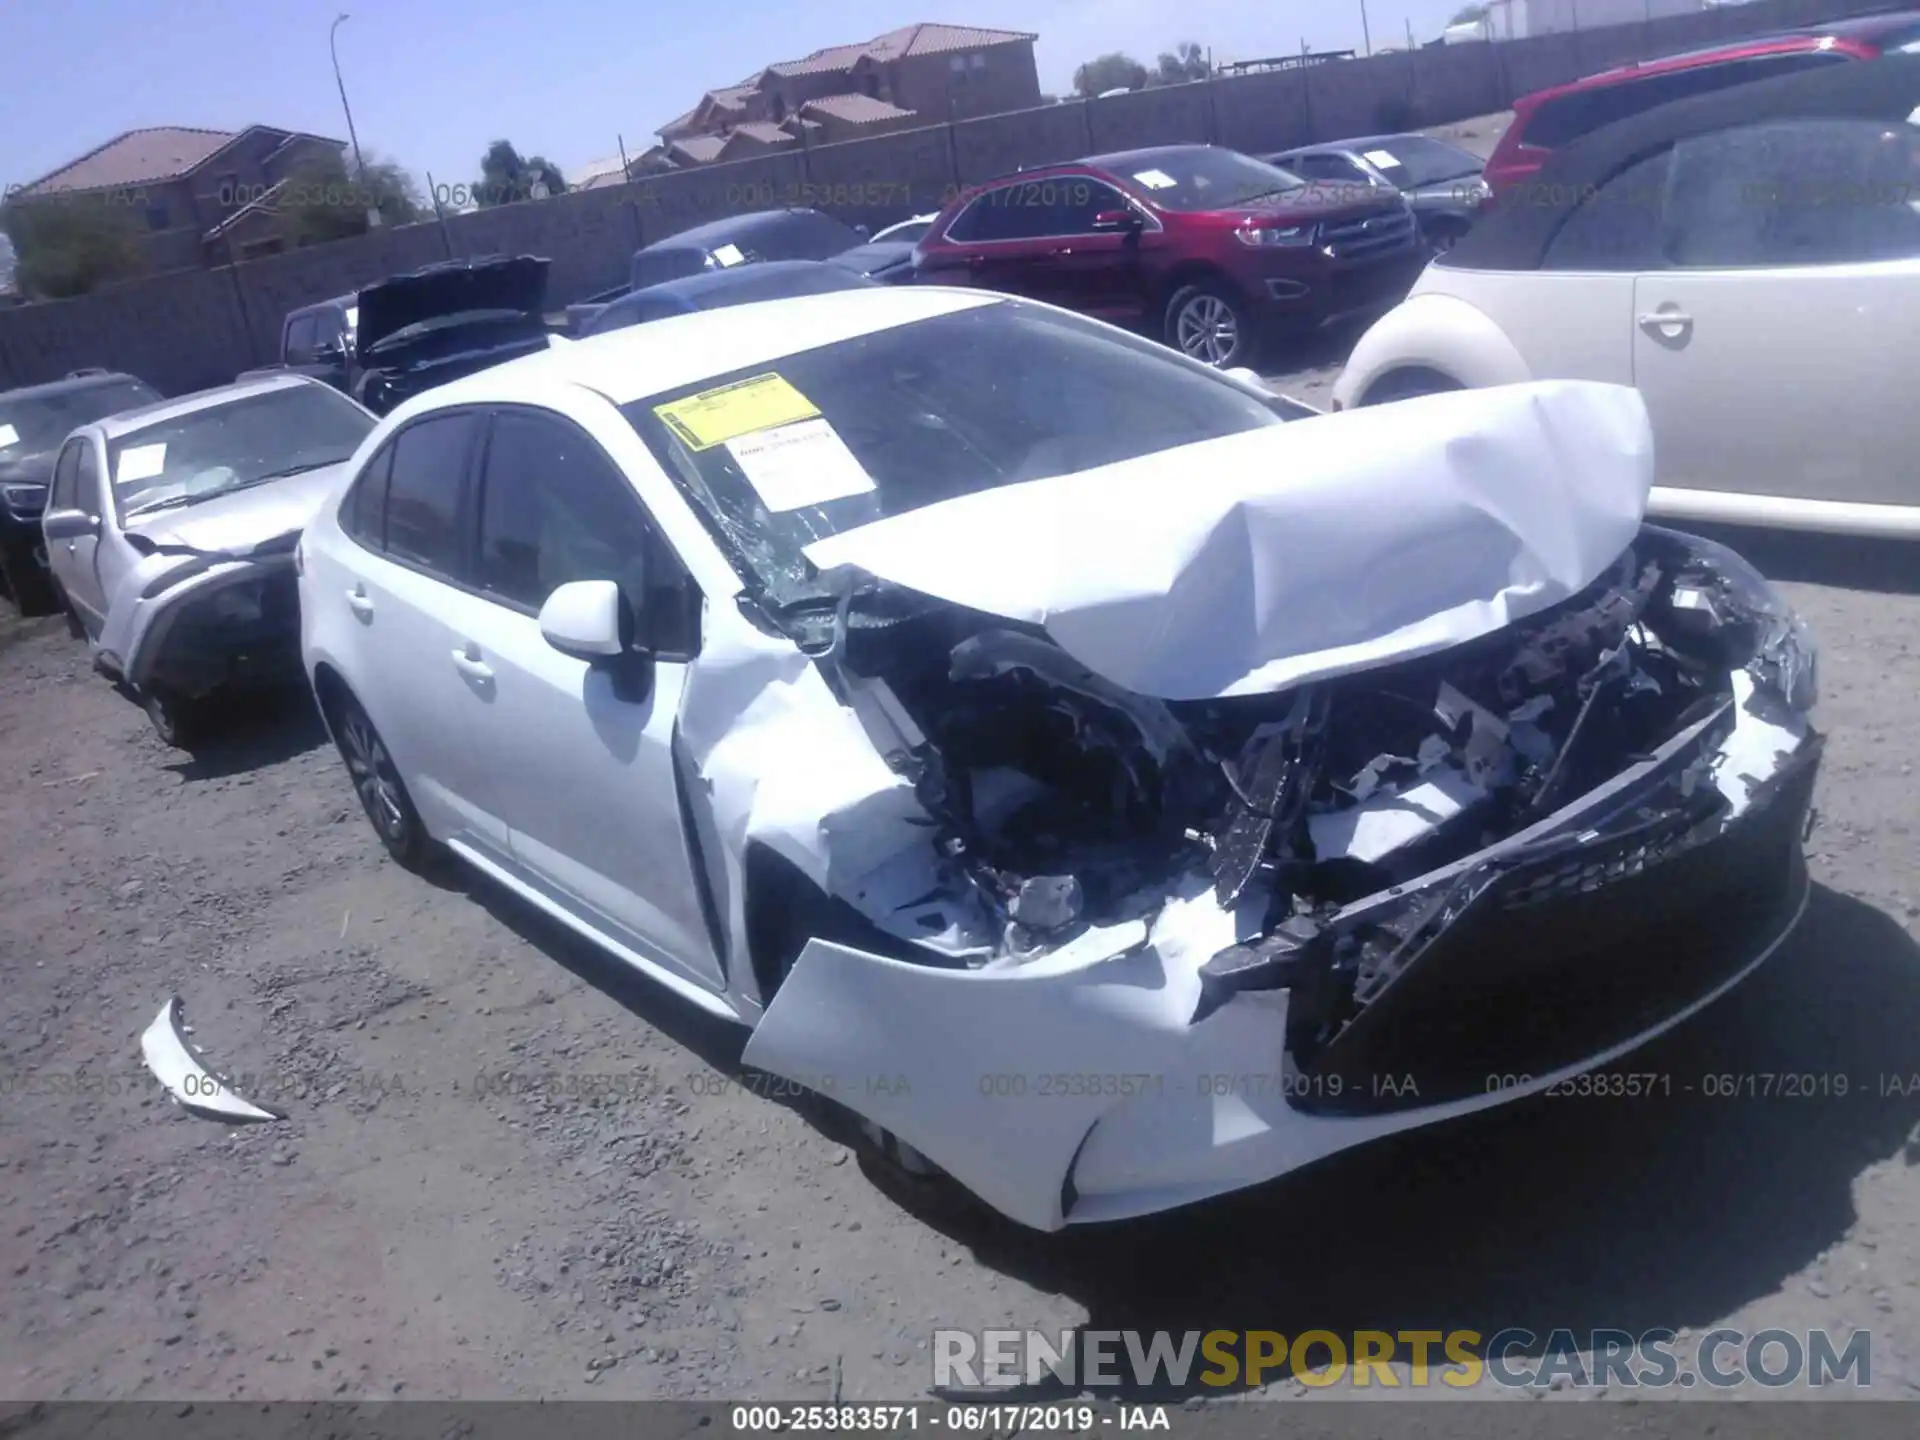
xmin=97 ymin=535 xmax=296 ymax=693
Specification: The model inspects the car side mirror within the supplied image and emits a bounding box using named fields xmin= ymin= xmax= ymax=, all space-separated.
xmin=1092 ymin=208 xmax=1141 ymax=232
xmin=540 ymin=579 xmax=631 ymax=661
xmin=42 ymin=509 xmax=100 ymax=541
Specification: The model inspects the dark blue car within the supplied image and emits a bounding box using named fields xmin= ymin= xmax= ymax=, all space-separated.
xmin=579 ymin=259 xmax=878 ymax=338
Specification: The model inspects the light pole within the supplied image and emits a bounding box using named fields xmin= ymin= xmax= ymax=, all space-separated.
xmin=329 ymin=13 xmax=377 ymax=224
xmin=1359 ymin=0 xmax=1373 ymax=56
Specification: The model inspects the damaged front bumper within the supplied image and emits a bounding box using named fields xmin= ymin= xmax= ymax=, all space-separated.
xmin=95 ymin=532 xmax=305 ymax=700
xmin=743 ymin=527 xmax=1822 ymax=1232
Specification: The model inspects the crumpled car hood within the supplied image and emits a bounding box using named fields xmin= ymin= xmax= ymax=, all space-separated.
xmin=804 ymin=381 xmax=1653 ymax=701
xmin=125 ymin=462 xmax=351 ymax=555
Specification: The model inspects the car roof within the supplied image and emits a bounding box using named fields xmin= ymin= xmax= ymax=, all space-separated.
xmin=398 ymin=286 xmax=1004 ymax=414
xmin=638 ymin=208 xmax=846 ymax=254
xmin=0 ymin=371 xmax=150 ymax=403
xmin=1524 ymin=30 xmax=1853 ymax=108
xmin=1076 ymin=143 xmax=1221 ymax=175
xmin=1447 ymin=50 xmax=1920 ymax=272
xmin=1271 ymin=132 xmax=1478 ymax=159
xmin=595 ymin=259 xmax=871 ymax=319
xmin=92 ymin=372 xmax=321 ymax=440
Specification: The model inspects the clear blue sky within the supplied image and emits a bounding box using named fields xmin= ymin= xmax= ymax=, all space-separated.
xmin=3 ymin=0 xmax=1472 ymax=194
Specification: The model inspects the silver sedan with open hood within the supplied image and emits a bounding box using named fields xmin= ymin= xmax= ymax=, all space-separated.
xmin=297 ymin=287 xmax=1820 ymax=1231
xmin=43 ymin=373 xmax=376 ymax=746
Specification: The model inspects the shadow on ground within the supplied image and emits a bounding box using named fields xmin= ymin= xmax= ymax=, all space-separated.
xmin=907 ymin=885 xmax=1919 ymax=1397
xmin=162 ymin=687 xmax=332 ymax=782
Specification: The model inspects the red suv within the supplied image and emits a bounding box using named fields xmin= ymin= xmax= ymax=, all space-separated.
xmin=1485 ymin=10 xmax=1920 ymax=199
xmin=910 ymin=145 xmax=1426 ymax=369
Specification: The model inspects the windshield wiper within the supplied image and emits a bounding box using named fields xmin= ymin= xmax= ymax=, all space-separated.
xmin=245 ymin=458 xmax=348 ymax=485
xmin=124 ymin=494 xmax=199 ymax=519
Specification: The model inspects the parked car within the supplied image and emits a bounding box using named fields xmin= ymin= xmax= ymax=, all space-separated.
xmin=910 ymin=145 xmax=1426 ymax=368
xmin=246 ymin=293 xmax=360 ymax=394
xmin=1265 ymin=133 xmax=1492 ymax=251
xmin=825 ymin=238 xmax=921 ymax=284
xmin=1333 ymin=53 xmax=1920 ymax=540
xmin=1483 ymin=9 xmax=1920 ymax=198
xmin=41 ymin=374 xmax=376 ymax=745
xmin=0 ymin=370 xmax=161 ymax=615
xmin=869 ymin=213 xmax=940 ymax=244
xmin=564 ymin=209 xmax=870 ymax=334
xmin=243 ymin=256 xmax=554 ymax=416
xmin=581 ymin=260 xmax=878 ymax=337
xmin=298 ymin=285 xmax=1817 ymax=1230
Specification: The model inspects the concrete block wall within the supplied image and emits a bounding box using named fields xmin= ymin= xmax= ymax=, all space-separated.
xmin=0 ymin=0 xmax=1887 ymax=393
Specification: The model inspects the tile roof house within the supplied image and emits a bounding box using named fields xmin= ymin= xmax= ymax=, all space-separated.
xmin=655 ymin=22 xmax=1041 ymax=163
xmin=7 ymin=123 xmax=349 ymax=272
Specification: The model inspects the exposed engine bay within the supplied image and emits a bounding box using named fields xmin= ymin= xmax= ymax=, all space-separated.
xmin=810 ymin=524 xmax=1816 ymax=1091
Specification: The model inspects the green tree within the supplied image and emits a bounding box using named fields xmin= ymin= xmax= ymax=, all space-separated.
xmin=1151 ymin=41 xmax=1211 ymax=86
xmin=1 ymin=195 xmax=146 ymax=300
xmin=1072 ymin=53 xmax=1149 ymax=97
xmin=279 ymin=151 xmax=424 ymax=246
xmin=474 ymin=140 xmax=567 ymax=207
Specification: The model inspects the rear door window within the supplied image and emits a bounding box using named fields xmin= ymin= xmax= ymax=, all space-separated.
xmin=380 ymin=413 xmax=479 ymax=577
xmin=340 ymin=443 xmax=395 ymax=551
xmin=1544 ymin=148 xmax=1677 ymax=270
xmin=1663 ymin=117 xmax=1920 ymax=268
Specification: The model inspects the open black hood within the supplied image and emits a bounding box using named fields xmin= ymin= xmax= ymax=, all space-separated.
xmin=355 ymin=255 xmax=549 ymax=357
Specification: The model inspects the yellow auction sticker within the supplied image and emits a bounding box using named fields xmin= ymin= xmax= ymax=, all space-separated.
xmin=653 ymin=372 xmax=821 ymax=451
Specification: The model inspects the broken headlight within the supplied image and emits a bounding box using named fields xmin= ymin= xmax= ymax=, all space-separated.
xmin=1656 ymin=528 xmax=1817 ymax=713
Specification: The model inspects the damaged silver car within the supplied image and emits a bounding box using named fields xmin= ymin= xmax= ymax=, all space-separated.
xmin=299 ymin=288 xmax=1820 ymax=1231
xmin=42 ymin=374 xmax=377 ymax=746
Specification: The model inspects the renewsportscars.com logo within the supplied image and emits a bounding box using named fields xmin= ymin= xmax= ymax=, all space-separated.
xmin=932 ymin=1328 xmax=1873 ymax=1391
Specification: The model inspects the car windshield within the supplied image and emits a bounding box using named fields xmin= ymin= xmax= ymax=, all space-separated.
xmin=621 ymin=299 xmax=1286 ymax=610
xmin=1118 ymin=148 xmax=1309 ymax=210
xmin=0 ymin=381 xmax=159 ymax=455
xmin=113 ymin=384 xmax=376 ymax=517
xmin=1355 ymin=136 xmax=1483 ymax=188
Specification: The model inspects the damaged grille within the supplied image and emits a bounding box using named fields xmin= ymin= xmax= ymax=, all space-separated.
xmin=1279 ymin=735 xmax=1820 ymax=1117
xmin=1320 ymin=208 xmax=1419 ymax=262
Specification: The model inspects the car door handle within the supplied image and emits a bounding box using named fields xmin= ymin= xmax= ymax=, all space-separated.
xmin=1638 ymin=308 xmax=1693 ymax=336
xmin=451 ymin=645 xmax=494 ymax=683
xmin=345 ymin=585 xmax=374 ymax=620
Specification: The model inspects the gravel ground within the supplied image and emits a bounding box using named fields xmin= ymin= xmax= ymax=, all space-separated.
xmin=7 ymin=107 xmax=1920 ymax=1402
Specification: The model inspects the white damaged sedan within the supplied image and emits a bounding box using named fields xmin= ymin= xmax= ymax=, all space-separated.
xmin=299 ymin=287 xmax=1821 ymax=1231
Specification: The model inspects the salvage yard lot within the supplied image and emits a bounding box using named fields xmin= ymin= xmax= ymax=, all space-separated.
xmin=9 ymin=107 xmax=1920 ymax=1404
xmin=6 ymin=515 xmax=1920 ymax=1404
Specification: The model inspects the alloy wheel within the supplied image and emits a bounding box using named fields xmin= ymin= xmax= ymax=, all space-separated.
xmin=1174 ymin=294 xmax=1240 ymax=366
xmin=340 ymin=708 xmax=407 ymax=843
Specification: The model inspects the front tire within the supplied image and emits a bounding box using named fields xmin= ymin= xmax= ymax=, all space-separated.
xmin=1164 ymin=280 xmax=1256 ymax=369
xmin=143 ymin=686 xmax=216 ymax=749
xmin=328 ymin=692 xmax=433 ymax=870
xmin=0 ymin=535 xmax=59 ymax=617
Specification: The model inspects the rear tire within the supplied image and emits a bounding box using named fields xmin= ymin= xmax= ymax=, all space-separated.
xmin=326 ymin=690 xmax=433 ymax=870
xmin=1164 ymin=280 xmax=1257 ymax=369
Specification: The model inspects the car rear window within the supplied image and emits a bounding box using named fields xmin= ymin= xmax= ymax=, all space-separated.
xmin=1522 ymin=51 xmax=1857 ymax=151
